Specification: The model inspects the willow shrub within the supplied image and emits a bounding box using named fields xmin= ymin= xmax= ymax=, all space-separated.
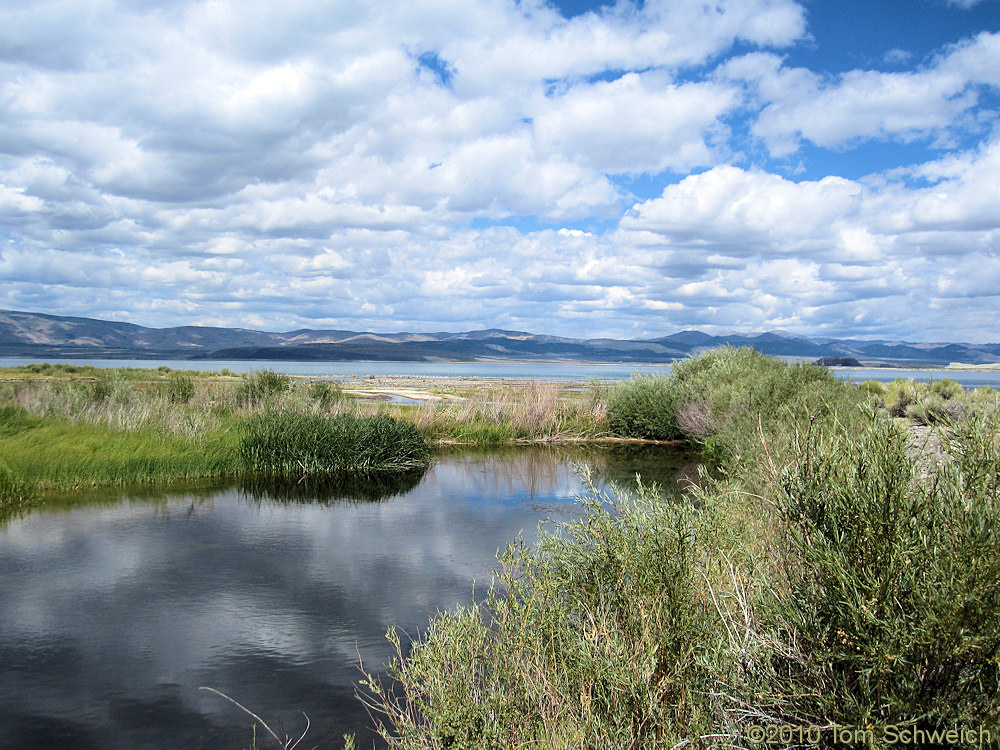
xmin=233 ymin=369 xmax=291 ymax=408
xmin=606 ymin=348 xmax=864 ymax=466
xmin=238 ymin=411 xmax=431 ymax=476
xmin=605 ymin=374 xmax=681 ymax=440
xmin=363 ymin=477 xmax=725 ymax=749
xmin=759 ymin=413 xmax=1000 ymax=741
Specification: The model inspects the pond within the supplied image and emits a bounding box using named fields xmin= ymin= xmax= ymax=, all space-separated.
xmin=0 ymin=444 xmax=696 ymax=750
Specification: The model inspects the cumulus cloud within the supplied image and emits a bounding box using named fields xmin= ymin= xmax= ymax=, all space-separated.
xmin=0 ymin=0 xmax=998 ymax=341
xmin=723 ymin=32 xmax=1000 ymax=155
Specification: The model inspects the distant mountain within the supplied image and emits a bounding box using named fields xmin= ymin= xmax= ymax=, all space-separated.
xmin=1 ymin=309 xmax=998 ymax=367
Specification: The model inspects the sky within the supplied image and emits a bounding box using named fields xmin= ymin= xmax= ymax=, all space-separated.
xmin=1 ymin=0 xmax=998 ymax=342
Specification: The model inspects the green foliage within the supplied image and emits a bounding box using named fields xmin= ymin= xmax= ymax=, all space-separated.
xmin=365 ymin=352 xmax=1000 ymax=748
xmin=239 ymin=411 xmax=431 ymax=476
xmin=666 ymin=347 xmax=863 ymax=468
xmin=0 ymin=460 xmax=34 ymax=516
xmin=858 ymin=379 xmax=886 ymax=397
xmin=883 ymin=377 xmax=918 ymax=417
xmin=929 ymin=377 xmax=963 ymax=400
xmin=364 ymin=478 xmax=722 ymax=748
xmin=761 ymin=414 xmax=1000 ymax=738
xmin=605 ymin=374 xmax=681 ymax=440
xmin=234 ymin=369 xmax=291 ymax=407
xmin=870 ymin=376 xmax=999 ymax=426
xmin=90 ymin=372 xmax=116 ymax=402
xmin=0 ymin=404 xmax=238 ymax=494
xmin=167 ymin=371 xmax=195 ymax=403
xmin=308 ymin=379 xmax=344 ymax=410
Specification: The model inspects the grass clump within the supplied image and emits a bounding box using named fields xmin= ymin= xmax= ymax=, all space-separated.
xmin=0 ymin=460 xmax=35 ymax=517
xmin=167 ymin=371 xmax=196 ymax=403
xmin=239 ymin=411 xmax=431 ymax=477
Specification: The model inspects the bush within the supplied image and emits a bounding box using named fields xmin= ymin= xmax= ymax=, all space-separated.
xmin=167 ymin=372 xmax=195 ymax=404
xmin=309 ymin=380 xmax=344 ymax=410
xmin=234 ymin=369 xmax=290 ymax=407
xmin=667 ymin=348 xmax=861 ymax=467
xmin=238 ymin=411 xmax=430 ymax=476
xmin=364 ymin=478 xmax=720 ymax=748
xmin=760 ymin=414 xmax=1000 ymax=738
xmin=929 ymin=377 xmax=963 ymax=400
xmin=858 ymin=379 xmax=886 ymax=398
xmin=605 ymin=374 xmax=681 ymax=440
xmin=884 ymin=378 xmax=918 ymax=417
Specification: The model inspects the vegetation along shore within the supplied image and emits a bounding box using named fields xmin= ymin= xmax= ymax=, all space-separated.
xmin=2 ymin=350 xmax=1000 ymax=749
xmin=358 ymin=348 xmax=1000 ymax=749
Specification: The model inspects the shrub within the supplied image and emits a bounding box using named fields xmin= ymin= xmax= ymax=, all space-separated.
xmin=605 ymin=374 xmax=681 ymax=440
xmin=759 ymin=414 xmax=1000 ymax=738
xmin=309 ymin=380 xmax=344 ymax=410
xmin=667 ymin=348 xmax=861 ymax=467
xmin=90 ymin=373 xmax=115 ymax=403
xmin=363 ymin=478 xmax=721 ymax=748
xmin=234 ymin=369 xmax=290 ymax=407
xmin=167 ymin=372 xmax=195 ymax=404
xmin=884 ymin=378 xmax=918 ymax=417
xmin=858 ymin=379 xmax=886 ymax=397
xmin=238 ymin=411 xmax=430 ymax=476
xmin=929 ymin=377 xmax=963 ymax=400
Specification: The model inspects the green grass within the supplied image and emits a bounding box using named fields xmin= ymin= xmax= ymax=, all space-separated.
xmin=0 ymin=404 xmax=238 ymax=496
xmin=238 ymin=411 xmax=431 ymax=476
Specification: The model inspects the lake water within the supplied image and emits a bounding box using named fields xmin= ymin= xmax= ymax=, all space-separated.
xmin=2 ymin=357 xmax=999 ymax=388
xmin=0 ymin=445 xmax=695 ymax=750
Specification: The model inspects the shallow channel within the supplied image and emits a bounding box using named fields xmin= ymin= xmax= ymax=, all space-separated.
xmin=0 ymin=444 xmax=696 ymax=749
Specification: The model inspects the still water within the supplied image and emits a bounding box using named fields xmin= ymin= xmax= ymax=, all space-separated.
xmin=0 ymin=445 xmax=694 ymax=750
xmin=2 ymin=357 xmax=999 ymax=388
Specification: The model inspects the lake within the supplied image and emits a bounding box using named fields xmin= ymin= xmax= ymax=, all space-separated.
xmin=0 ymin=445 xmax=695 ymax=750
xmin=2 ymin=357 xmax=999 ymax=388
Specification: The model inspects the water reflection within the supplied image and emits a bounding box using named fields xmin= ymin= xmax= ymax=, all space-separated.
xmin=0 ymin=444 xmax=695 ymax=750
xmin=238 ymin=469 xmax=428 ymax=504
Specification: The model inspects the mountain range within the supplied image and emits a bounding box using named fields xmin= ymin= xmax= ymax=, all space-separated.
xmin=2 ymin=309 xmax=999 ymax=367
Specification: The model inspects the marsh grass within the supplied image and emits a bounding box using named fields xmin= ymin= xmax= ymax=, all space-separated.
xmin=0 ymin=404 xmax=238 ymax=495
xmin=0 ymin=368 xmax=612 ymax=508
xmin=421 ymin=381 xmax=606 ymax=444
xmin=239 ymin=411 xmax=431 ymax=476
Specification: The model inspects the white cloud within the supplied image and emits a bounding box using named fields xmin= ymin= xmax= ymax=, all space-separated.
xmin=0 ymin=0 xmax=998 ymax=342
xmin=725 ymin=32 xmax=1000 ymax=155
xmin=534 ymin=73 xmax=738 ymax=174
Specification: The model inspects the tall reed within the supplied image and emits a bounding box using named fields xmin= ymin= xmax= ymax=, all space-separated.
xmin=238 ymin=411 xmax=431 ymax=476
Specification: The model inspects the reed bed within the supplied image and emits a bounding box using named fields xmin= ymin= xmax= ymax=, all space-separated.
xmin=239 ymin=411 xmax=431 ymax=476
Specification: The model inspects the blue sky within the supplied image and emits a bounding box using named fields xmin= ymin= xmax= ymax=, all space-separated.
xmin=1 ymin=0 xmax=998 ymax=341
